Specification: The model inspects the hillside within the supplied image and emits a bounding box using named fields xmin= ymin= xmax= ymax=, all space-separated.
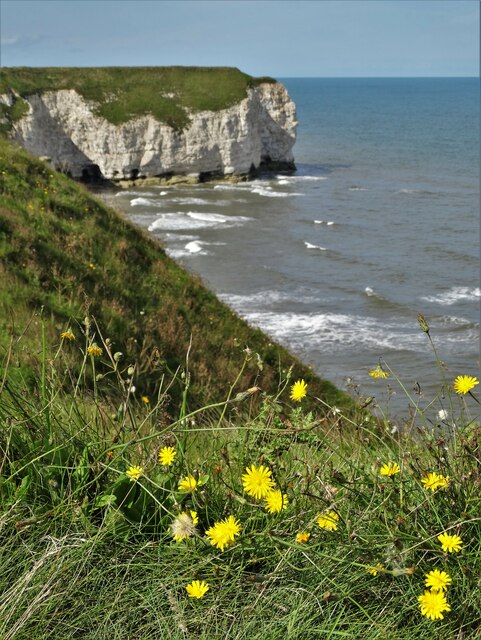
xmin=0 ymin=137 xmax=348 ymax=413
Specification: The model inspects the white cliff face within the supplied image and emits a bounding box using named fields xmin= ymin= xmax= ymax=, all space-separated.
xmin=7 ymin=83 xmax=296 ymax=181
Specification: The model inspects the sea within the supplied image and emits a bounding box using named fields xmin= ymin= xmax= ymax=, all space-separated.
xmin=102 ymin=78 xmax=480 ymax=419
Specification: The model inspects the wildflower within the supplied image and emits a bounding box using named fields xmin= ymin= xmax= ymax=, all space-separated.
xmin=185 ymin=580 xmax=209 ymax=599
xmin=89 ymin=262 xmax=96 ymax=270
xmin=421 ymin=472 xmax=449 ymax=492
xmin=126 ymin=465 xmax=143 ymax=481
xmin=242 ymin=464 xmax=275 ymax=499
xmin=453 ymin=375 xmax=479 ymax=395
xmin=60 ymin=330 xmax=76 ymax=341
xmin=290 ymin=379 xmax=307 ymax=401
xmin=425 ymin=570 xmax=452 ymax=592
xmin=437 ymin=533 xmax=463 ymax=553
xmin=205 ymin=515 xmax=241 ymax=551
xmin=264 ymin=489 xmax=289 ymax=514
xmin=87 ymin=344 xmax=103 ymax=357
xmin=437 ymin=409 xmax=448 ymax=421
xmin=368 ymin=366 xmax=389 ymax=379
xmin=380 ymin=462 xmax=401 ymax=477
xmin=171 ymin=511 xmax=198 ymax=541
xmin=142 ymin=396 xmax=150 ymax=404
xmin=317 ymin=511 xmax=339 ymax=531
xmin=368 ymin=563 xmax=385 ymax=576
xmin=158 ymin=446 xmax=176 ymax=466
xmin=178 ymin=475 xmax=198 ymax=493
xmin=296 ymin=532 xmax=311 ymax=544
xmin=418 ymin=590 xmax=451 ymax=620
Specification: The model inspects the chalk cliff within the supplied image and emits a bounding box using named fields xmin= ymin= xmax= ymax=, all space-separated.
xmin=4 ymin=82 xmax=296 ymax=182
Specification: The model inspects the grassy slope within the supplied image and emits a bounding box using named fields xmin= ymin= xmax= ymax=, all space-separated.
xmin=1 ymin=142 xmax=480 ymax=640
xmin=0 ymin=66 xmax=276 ymax=130
xmin=0 ymin=137 xmax=349 ymax=413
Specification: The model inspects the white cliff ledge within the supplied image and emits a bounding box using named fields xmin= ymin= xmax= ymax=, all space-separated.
xmin=3 ymin=78 xmax=297 ymax=183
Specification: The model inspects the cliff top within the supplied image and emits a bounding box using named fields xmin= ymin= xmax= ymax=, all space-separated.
xmin=0 ymin=66 xmax=277 ymax=130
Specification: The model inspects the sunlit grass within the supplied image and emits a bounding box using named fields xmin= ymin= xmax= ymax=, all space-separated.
xmin=0 ymin=316 xmax=480 ymax=639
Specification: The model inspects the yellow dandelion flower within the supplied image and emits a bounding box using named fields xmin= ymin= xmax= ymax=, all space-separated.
xmin=87 ymin=344 xmax=103 ymax=357
xmin=369 ymin=366 xmax=389 ymax=379
xmin=380 ymin=462 xmax=401 ymax=477
xmin=290 ymin=379 xmax=308 ymax=401
xmin=296 ymin=531 xmax=311 ymax=544
xmin=453 ymin=375 xmax=479 ymax=395
xmin=264 ymin=489 xmax=289 ymax=514
xmin=418 ymin=589 xmax=451 ymax=620
xmin=437 ymin=533 xmax=463 ymax=553
xmin=317 ymin=511 xmax=339 ymax=531
xmin=368 ymin=563 xmax=385 ymax=576
xmin=425 ymin=570 xmax=452 ymax=592
xmin=434 ymin=474 xmax=450 ymax=490
xmin=185 ymin=580 xmax=209 ymax=599
xmin=60 ymin=330 xmax=76 ymax=341
xmin=171 ymin=511 xmax=198 ymax=541
xmin=126 ymin=465 xmax=143 ymax=481
xmin=205 ymin=515 xmax=241 ymax=551
xmin=141 ymin=396 xmax=150 ymax=404
xmin=421 ymin=472 xmax=450 ymax=492
xmin=242 ymin=464 xmax=275 ymax=499
xmin=89 ymin=262 xmax=96 ymax=270
xmin=158 ymin=446 xmax=176 ymax=466
xmin=178 ymin=475 xmax=198 ymax=493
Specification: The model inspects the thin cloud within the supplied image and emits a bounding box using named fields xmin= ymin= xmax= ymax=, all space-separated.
xmin=0 ymin=34 xmax=47 ymax=48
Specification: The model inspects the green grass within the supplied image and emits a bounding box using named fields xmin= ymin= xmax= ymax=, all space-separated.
xmin=1 ymin=117 xmax=480 ymax=640
xmin=0 ymin=66 xmax=277 ymax=130
xmin=0 ymin=322 xmax=480 ymax=639
xmin=0 ymin=137 xmax=350 ymax=415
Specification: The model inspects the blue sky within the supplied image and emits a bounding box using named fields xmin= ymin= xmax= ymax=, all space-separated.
xmin=0 ymin=0 xmax=478 ymax=77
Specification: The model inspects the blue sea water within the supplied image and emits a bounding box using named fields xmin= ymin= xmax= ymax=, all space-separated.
xmin=106 ymin=78 xmax=480 ymax=418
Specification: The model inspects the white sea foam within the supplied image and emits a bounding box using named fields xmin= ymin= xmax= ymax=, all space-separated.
xmin=159 ymin=191 xmax=168 ymax=196
xmin=326 ymin=221 xmax=335 ymax=226
xmin=148 ymin=211 xmax=251 ymax=231
xmin=185 ymin=241 xmax=203 ymax=253
xmin=170 ymin=197 xmax=213 ymax=205
xmin=280 ymin=175 xmax=327 ymax=182
xmin=251 ymin=186 xmax=303 ymax=198
xmin=348 ymin=186 xmax=368 ymax=191
xmin=213 ymin=184 xmax=252 ymax=191
xmin=314 ymin=220 xmax=323 ymax=224
xmin=116 ymin=191 xmax=155 ymax=197
xmin=219 ymin=290 xmax=324 ymax=309
xmin=277 ymin=179 xmax=290 ymax=185
xmin=237 ymin=310 xmax=476 ymax=353
xmin=130 ymin=197 xmax=159 ymax=207
xmin=305 ymin=242 xmax=327 ymax=251
xmin=421 ymin=287 xmax=481 ymax=306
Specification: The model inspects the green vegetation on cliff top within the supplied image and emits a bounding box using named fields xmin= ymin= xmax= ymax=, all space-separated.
xmin=0 ymin=66 xmax=277 ymax=130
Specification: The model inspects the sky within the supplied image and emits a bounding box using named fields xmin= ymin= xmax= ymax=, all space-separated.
xmin=0 ymin=0 xmax=479 ymax=77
